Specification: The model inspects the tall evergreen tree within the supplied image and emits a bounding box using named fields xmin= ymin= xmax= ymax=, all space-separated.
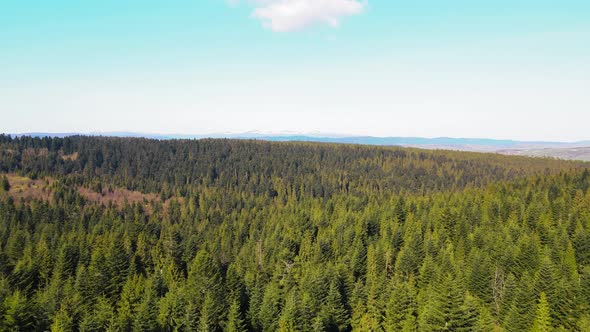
xmin=0 ymin=175 xmax=10 ymax=192
xmin=530 ymin=292 xmax=552 ymax=332
xmin=224 ymin=297 xmax=247 ymax=332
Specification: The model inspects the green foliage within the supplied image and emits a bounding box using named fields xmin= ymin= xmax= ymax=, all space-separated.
xmin=1 ymin=136 xmax=590 ymax=331
xmin=2 ymin=290 xmax=37 ymax=331
xmin=531 ymin=292 xmax=552 ymax=332
xmin=224 ymin=297 xmax=247 ymax=332
xmin=385 ymin=276 xmax=417 ymax=331
xmin=51 ymin=308 xmax=74 ymax=332
xmin=0 ymin=175 xmax=9 ymax=192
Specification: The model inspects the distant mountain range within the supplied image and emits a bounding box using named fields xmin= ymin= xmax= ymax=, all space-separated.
xmin=10 ymin=132 xmax=590 ymax=161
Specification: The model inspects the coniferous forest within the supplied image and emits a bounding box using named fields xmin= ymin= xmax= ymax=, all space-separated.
xmin=2 ymin=134 xmax=590 ymax=331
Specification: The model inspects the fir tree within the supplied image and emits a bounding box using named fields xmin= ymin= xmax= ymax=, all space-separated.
xmin=2 ymin=290 xmax=37 ymax=331
xmin=51 ymin=308 xmax=74 ymax=332
xmin=198 ymin=294 xmax=216 ymax=332
xmin=530 ymin=292 xmax=552 ymax=332
xmin=385 ymin=276 xmax=417 ymax=331
xmin=224 ymin=297 xmax=247 ymax=332
xmin=323 ymin=279 xmax=350 ymax=331
xmin=0 ymin=175 xmax=9 ymax=192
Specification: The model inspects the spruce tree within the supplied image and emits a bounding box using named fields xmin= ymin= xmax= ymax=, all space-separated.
xmin=132 ymin=292 xmax=159 ymax=332
xmin=184 ymin=300 xmax=200 ymax=331
xmin=385 ymin=277 xmax=417 ymax=331
xmin=51 ymin=308 xmax=74 ymax=332
xmin=420 ymin=273 xmax=468 ymax=331
xmin=259 ymin=281 xmax=282 ymax=332
xmin=2 ymin=290 xmax=37 ymax=331
xmin=224 ymin=297 xmax=247 ymax=332
xmin=475 ymin=305 xmax=496 ymax=332
xmin=323 ymin=279 xmax=350 ymax=331
xmin=116 ymin=275 xmax=143 ymax=331
xmin=504 ymin=275 xmax=537 ymax=332
xmin=188 ymin=250 xmax=225 ymax=328
xmin=0 ymin=175 xmax=9 ymax=192
xmin=198 ymin=294 xmax=216 ymax=332
xmin=278 ymin=291 xmax=301 ymax=332
xmin=530 ymin=292 xmax=552 ymax=332
xmin=79 ymin=296 xmax=115 ymax=332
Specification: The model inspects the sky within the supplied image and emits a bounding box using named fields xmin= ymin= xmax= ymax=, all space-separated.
xmin=1 ymin=0 xmax=589 ymax=141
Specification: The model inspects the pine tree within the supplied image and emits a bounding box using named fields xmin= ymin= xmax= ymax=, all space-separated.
xmin=400 ymin=312 xmax=418 ymax=332
xmin=530 ymin=292 xmax=552 ymax=332
xmin=574 ymin=230 xmax=590 ymax=266
xmin=188 ymin=250 xmax=225 ymax=329
xmin=51 ymin=308 xmax=74 ymax=332
xmin=157 ymin=286 xmax=186 ymax=331
xmin=504 ymin=274 xmax=537 ymax=332
xmin=323 ymin=279 xmax=350 ymax=331
xmin=395 ymin=228 xmax=424 ymax=276
xmin=394 ymin=197 xmax=407 ymax=223
xmin=467 ymin=251 xmax=493 ymax=304
xmin=198 ymin=294 xmax=216 ymax=332
xmin=299 ymin=291 xmax=316 ymax=332
xmin=351 ymin=300 xmax=367 ymax=332
xmin=385 ymin=277 xmax=417 ymax=331
xmin=132 ymin=278 xmax=159 ymax=332
xmin=312 ymin=315 xmax=326 ymax=332
xmin=132 ymin=296 xmax=159 ymax=332
xmin=562 ymin=242 xmax=579 ymax=281
xmin=577 ymin=315 xmax=590 ymax=332
xmin=365 ymin=264 xmax=385 ymax=331
xmin=116 ymin=275 xmax=143 ymax=331
xmin=2 ymin=290 xmax=37 ymax=331
xmin=259 ymin=281 xmax=282 ymax=332
xmin=420 ymin=273 xmax=468 ymax=332
xmin=80 ymin=296 xmax=115 ymax=332
xmin=534 ymin=256 xmax=560 ymax=324
xmin=248 ymin=278 xmax=265 ymax=331
xmin=185 ymin=300 xmax=201 ymax=331
xmin=0 ymin=176 xmax=9 ymax=192
xmin=278 ymin=291 xmax=301 ymax=332
xmin=106 ymin=236 xmax=130 ymax=299
xmin=457 ymin=292 xmax=480 ymax=332
xmin=224 ymin=297 xmax=247 ymax=332
xmin=580 ymin=266 xmax=590 ymax=314
xmin=474 ymin=305 xmax=496 ymax=332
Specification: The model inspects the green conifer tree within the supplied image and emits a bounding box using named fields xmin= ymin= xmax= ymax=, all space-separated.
xmin=323 ymin=279 xmax=350 ymax=331
xmin=51 ymin=308 xmax=74 ymax=332
xmin=385 ymin=277 xmax=417 ymax=331
xmin=530 ymin=292 xmax=552 ymax=332
xmin=198 ymin=294 xmax=216 ymax=332
xmin=2 ymin=290 xmax=37 ymax=331
xmin=132 ymin=287 xmax=159 ymax=332
xmin=0 ymin=176 xmax=9 ymax=192
xmin=224 ymin=297 xmax=247 ymax=332
xmin=259 ymin=281 xmax=282 ymax=332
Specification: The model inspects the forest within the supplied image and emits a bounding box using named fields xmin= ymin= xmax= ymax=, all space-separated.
xmin=1 ymin=134 xmax=590 ymax=331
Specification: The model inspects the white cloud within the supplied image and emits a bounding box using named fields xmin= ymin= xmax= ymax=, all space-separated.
xmin=246 ymin=0 xmax=366 ymax=32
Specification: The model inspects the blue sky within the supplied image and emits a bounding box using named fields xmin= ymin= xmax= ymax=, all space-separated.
xmin=1 ymin=0 xmax=589 ymax=141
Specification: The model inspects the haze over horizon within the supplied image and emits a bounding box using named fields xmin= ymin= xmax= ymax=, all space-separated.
xmin=2 ymin=0 xmax=590 ymax=141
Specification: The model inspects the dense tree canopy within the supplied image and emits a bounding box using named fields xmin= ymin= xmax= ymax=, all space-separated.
xmin=1 ymin=135 xmax=589 ymax=331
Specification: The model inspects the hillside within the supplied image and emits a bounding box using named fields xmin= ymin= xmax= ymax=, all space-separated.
xmin=1 ymin=135 xmax=587 ymax=195
xmin=13 ymin=132 xmax=590 ymax=161
xmin=500 ymin=146 xmax=590 ymax=162
xmin=1 ymin=136 xmax=590 ymax=331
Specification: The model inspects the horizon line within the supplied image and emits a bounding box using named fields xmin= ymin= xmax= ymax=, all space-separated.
xmin=4 ymin=131 xmax=590 ymax=145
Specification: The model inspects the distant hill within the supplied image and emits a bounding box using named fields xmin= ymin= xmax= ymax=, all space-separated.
xmin=10 ymin=132 xmax=590 ymax=161
xmin=499 ymin=146 xmax=590 ymax=161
